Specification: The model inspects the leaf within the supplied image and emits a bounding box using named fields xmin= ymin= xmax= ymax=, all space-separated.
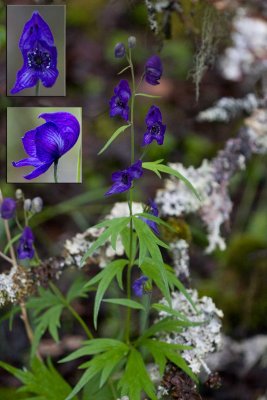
xmin=135 ymin=93 xmax=162 ymax=98
xmin=98 ymin=124 xmax=131 ymax=155
xmin=4 ymin=233 xmax=21 ymax=254
xmin=133 ymin=217 xmax=171 ymax=306
xmin=166 ymin=268 xmax=199 ymax=313
xmin=64 ymin=341 xmax=128 ymax=400
xmin=31 ymin=304 xmax=64 ymax=358
xmin=103 ymin=298 xmax=145 ymax=310
xmin=120 ymin=227 xmax=137 ymax=261
xmin=135 ymin=212 xmax=176 ymax=232
xmin=80 ymin=217 xmax=130 ymax=266
xmin=143 ymin=339 xmax=197 ymax=381
xmin=152 ymin=303 xmax=193 ymax=322
xmin=0 ymin=358 xmax=76 ymax=400
xmin=143 ymin=161 xmax=200 ymax=199
xmin=118 ymin=348 xmax=157 ymax=400
xmin=93 ymin=259 xmax=129 ymax=328
xmin=82 ymin=374 xmax=118 ymax=400
xmin=110 ymin=217 xmax=130 ymax=251
xmin=60 ymin=339 xmax=125 ymax=363
xmin=137 ymin=317 xmax=184 ymax=343
xmin=66 ymin=276 xmax=92 ymax=303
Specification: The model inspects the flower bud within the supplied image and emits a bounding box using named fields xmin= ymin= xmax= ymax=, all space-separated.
xmin=31 ymin=197 xmax=43 ymax=213
xmin=128 ymin=36 xmax=136 ymax=49
xmin=24 ymin=199 xmax=32 ymax=212
xmin=114 ymin=42 xmax=126 ymax=58
xmin=15 ymin=189 xmax=23 ymax=200
xmin=0 ymin=198 xmax=16 ymax=220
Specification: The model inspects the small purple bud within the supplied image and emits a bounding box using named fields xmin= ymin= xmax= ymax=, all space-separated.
xmin=114 ymin=42 xmax=126 ymax=58
xmin=132 ymin=276 xmax=148 ymax=297
xmin=0 ymin=198 xmax=16 ymax=220
xmin=128 ymin=36 xmax=136 ymax=48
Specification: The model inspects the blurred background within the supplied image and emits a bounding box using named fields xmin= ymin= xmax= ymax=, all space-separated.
xmin=7 ymin=107 xmax=82 ymax=183
xmin=6 ymin=4 xmax=65 ymax=96
xmin=0 ymin=0 xmax=267 ymax=399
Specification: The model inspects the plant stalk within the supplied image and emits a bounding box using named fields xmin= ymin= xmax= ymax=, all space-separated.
xmin=124 ymin=48 xmax=136 ymax=343
xmin=54 ymin=160 xmax=59 ymax=183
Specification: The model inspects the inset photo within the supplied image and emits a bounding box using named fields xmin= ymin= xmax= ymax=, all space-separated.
xmin=6 ymin=5 xmax=65 ymax=96
xmin=7 ymin=108 xmax=82 ymax=183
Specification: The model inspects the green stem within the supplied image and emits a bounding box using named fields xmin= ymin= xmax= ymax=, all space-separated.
xmin=35 ymin=80 xmax=40 ymax=96
xmin=54 ymin=160 xmax=59 ymax=183
xmin=49 ymin=282 xmax=94 ymax=340
xmin=124 ymin=49 xmax=136 ymax=344
xmin=140 ymin=292 xmax=152 ymax=333
xmin=67 ymin=303 xmax=94 ymax=340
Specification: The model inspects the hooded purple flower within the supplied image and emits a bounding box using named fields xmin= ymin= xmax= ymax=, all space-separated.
xmin=10 ymin=11 xmax=59 ymax=94
xmin=0 ymin=198 xmax=16 ymax=220
xmin=132 ymin=276 xmax=148 ymax=297
xmin=105 ymin=160 xmax=143 ymax=196
xmin=109 ymin=80 xmax=131 ymax=121
xmin=142 ymin=200 xmax=159 ymax=235
xmin=17 ymin=226 xmax=34 ymax=260
xmin=142 ymin=105 xmax=166 ymax=146
xmin=145 ymin=55 xmax=162 ymax=85
xmin=12 ymin=112 xmax=80 ymax=180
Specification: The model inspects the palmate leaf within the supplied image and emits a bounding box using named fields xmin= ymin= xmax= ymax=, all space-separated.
xmin=80 ymin=217 xmax=130 ymax=266
xmin=0 ymin=358 xmax=76 ymax=400
xmin=30 ymin=304 xmax=64 ymax=358
xmin=27 ymin=278 xmax=94 ymax=359
xmin=143 ymin=160 xmax=200 ymax=199
xmin=118 ymin=348 xmax=157 ymax=400
xmin=61 ymin=340 xmax=129 ymax=400
xmin=84 ymin=259 xmax=129 ymax=329
xmin=142 ymin=339 xmax=197 ymax=381
xmin=98 ymin=124 xmax=131 ymax=155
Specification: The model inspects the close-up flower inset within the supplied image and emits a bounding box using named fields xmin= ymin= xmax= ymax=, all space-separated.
xmin=7 ymin=108 xmax=82 ymax=183
xmin=7 ymin=5 xmax=65 ymax=96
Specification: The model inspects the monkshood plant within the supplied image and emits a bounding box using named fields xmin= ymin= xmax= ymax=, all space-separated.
xmin=57 ymin=38 xmax=200 ymax=399
xmin=10 ymin=11 xmax=59 ymax=95
xmin=0 ymin=39 xmax=200 ymax=400
xmin=12 ymin=111 xmax=80 ymax=182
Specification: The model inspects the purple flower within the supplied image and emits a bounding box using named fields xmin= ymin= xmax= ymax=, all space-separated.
xmin=132 ymin=276 xmax=148 ymax=297
xmin=105 ymin=160 xmax=143 ymax=196
xmin=142 ymin=200 xmax=159 ymax=235
xmin=109 ymin=80 xmax=131 ymax=121
xmin=12 ymin=112 xmax=80 ymax=180
xmin=114 ymin=42 xmax=126 ymax=58
xmin=10 ymin=11 xmax=59 ymax=94
xmin=145 ymin=55 xmax=162 ymax=86
xmin=17 ymin=226 xmax=35 ymax=260
xmin=0 ymin=198 xmax=16 ymax=220
xmin=143 ymin=105 xmax=166 ymax=146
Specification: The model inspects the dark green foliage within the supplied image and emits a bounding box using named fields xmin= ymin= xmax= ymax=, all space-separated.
xmin=0 ymin=358 xmax=76 ymax=400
